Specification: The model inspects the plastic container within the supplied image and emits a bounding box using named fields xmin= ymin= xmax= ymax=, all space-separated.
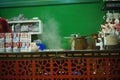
xmin=36 ymin=43 xmax=46 ymax=51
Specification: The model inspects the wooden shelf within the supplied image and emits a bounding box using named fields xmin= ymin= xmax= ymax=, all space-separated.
xmin=8 ymin=19 xmax=42 ymax=34
xmin=0 ymin=50 xmax=120 ymax=59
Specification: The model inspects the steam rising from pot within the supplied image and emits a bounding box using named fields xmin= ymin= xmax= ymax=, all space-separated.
xmin=41 ymin=18 xmax=62 ymax=50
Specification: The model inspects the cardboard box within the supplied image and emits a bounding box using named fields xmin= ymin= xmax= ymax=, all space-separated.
xmin=5 ymin=33 xmax=13 ymax=52
xmin=20 ymin=33 xmax=31 ymax=52
xmin=0 ymin=33 xmax=5 ymax=42
xmin=0 ymin=42 xmax=5 ymax=52
xmin=13 ymin=33 xmax=20 ymax=52
xmin=4 ymin=42 xmax=12 ymax=52
xmin=13 ymin=42 xmax=20 ymax=52
xmin=0 ymin=33 xmax=5 ymax=52
xmin=20 ymin=33 xmax=31 ymax=42
xmin=20 ymin=42 xmax=31 ymax=52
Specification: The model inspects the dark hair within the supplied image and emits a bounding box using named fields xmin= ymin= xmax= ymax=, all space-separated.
xmin=0 ymin=18 xmax=11 ymax=33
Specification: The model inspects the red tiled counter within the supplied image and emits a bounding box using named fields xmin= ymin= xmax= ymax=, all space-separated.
xmin=0 ymin=50 xmax=120 ymax=80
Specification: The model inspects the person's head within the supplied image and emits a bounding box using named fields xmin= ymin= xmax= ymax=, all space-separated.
xmin=0 ymin=18 xmax=11 ymax=33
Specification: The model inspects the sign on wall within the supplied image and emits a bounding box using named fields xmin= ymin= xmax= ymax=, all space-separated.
xmin=0 ymin=0 xmax=99 ymax=8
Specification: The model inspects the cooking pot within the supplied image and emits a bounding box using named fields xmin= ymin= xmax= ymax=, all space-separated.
xmin=70 ymin=36 xmax=88 ymax=50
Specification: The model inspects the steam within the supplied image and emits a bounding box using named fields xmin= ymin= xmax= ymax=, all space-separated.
xmin=42 ymin=18 xmax=62 ymax=49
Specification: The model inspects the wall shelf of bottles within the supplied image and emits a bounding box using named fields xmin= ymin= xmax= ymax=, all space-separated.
xmin=8 ymin=19 xmax=42 ymax=34
xmin=103 ymin=1 xmax=120 ymax=10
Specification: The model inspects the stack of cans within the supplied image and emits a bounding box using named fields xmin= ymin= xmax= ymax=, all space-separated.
xmin=0 ymin=33 xmax=31 ymax=53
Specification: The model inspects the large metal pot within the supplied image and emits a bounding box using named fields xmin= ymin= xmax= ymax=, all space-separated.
xmin=70 ymin=36 xmax=88 ymax=50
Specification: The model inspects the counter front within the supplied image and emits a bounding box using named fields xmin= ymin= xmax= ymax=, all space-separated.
xmin=0 ymin=50 xmax=120 ymax=80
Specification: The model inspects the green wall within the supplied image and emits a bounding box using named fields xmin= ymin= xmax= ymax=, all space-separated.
xmin=0 ymin=1 xmax=104 ymax=49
